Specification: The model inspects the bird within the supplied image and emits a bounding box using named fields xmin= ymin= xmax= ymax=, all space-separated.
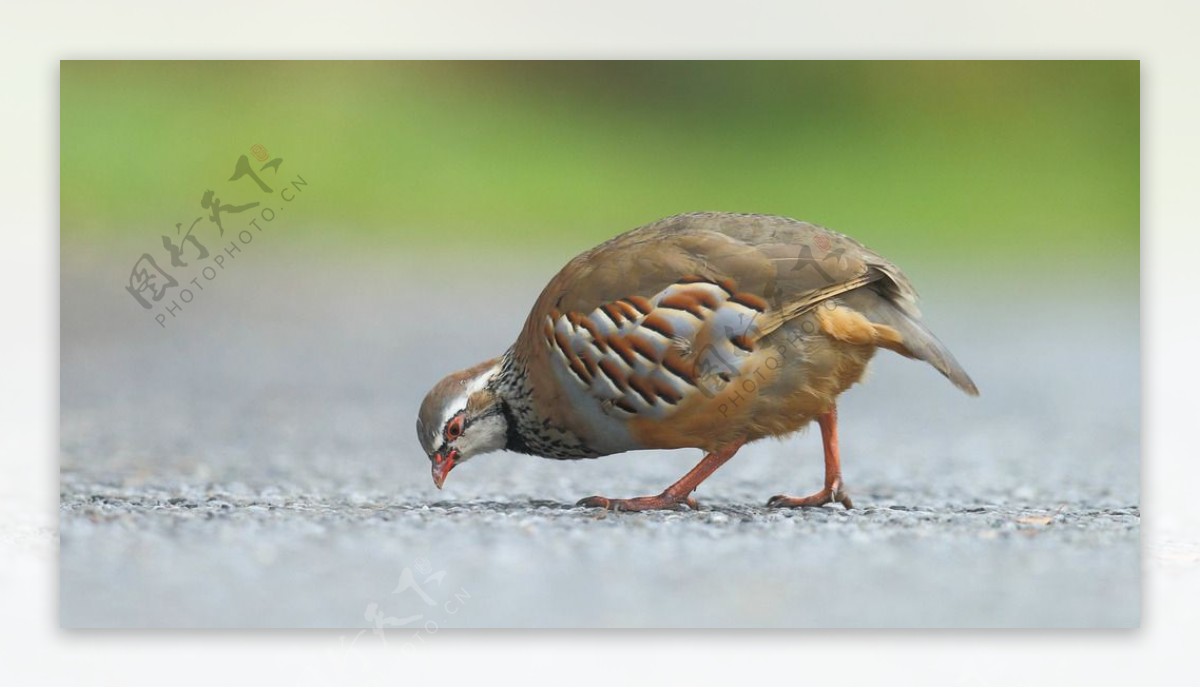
xmin=417 ymin=212 xmax=977 ymax=511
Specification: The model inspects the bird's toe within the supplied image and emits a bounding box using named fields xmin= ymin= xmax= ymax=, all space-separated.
xmin=575 ymin=492 xmax=695 ymax=512
xmin=766 ymin=489 xmax=854 ymax=509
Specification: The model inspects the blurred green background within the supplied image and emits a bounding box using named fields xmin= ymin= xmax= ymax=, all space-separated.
xmin=61 ymin=60 xmax=1138 ymax=274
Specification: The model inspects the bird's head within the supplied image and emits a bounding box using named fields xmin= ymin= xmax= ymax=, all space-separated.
xmin=416 ymin=357 xmax=508 ymax=489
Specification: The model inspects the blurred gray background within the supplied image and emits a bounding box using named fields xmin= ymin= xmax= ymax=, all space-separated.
xmin=60 ymin=250 xmax=1139 ymax=629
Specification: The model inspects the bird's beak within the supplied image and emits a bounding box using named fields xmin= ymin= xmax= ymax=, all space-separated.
xmin=431 ymin=449 xmax=458 ymax=489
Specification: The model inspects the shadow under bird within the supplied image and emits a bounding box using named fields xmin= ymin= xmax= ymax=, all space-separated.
xmin=417 ymin=212 xmax=978 ymax=511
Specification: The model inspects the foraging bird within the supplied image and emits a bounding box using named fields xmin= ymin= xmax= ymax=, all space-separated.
xmin=417 ymin=212 xmax=977 ymax=511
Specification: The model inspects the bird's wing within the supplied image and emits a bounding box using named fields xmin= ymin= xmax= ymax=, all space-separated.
xmin=535 ymin=275 xmax=773 ymax=421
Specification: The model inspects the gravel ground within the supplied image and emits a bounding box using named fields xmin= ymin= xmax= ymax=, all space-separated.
xmin=60 ymin=249 xmax=1140 ymax=628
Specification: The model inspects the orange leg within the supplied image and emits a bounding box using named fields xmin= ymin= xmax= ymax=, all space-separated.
xmin=578 ymin=440 xmax=745 ymax=512
xmin=767 ymin=405 xmax=854 ymax=509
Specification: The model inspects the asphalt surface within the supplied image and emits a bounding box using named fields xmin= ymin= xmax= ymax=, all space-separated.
xmin=60 ymin=248 xmax=1140 ymax=628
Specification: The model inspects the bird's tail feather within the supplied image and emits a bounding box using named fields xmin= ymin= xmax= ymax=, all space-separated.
xmin=839 ymin=289 xmax=979 ymax=396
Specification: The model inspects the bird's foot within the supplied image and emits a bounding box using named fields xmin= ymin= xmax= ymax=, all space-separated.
xmin=576 ymin=491 xmax=699 ymax=512
xmin=767 ymin=482 xmax=853 ymax=510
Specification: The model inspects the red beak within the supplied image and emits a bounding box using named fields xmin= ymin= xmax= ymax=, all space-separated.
xmin=432 ymin=449 xmax=458 ymax=489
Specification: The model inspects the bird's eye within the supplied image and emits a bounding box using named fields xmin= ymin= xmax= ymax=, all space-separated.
xmin=444 ymin=414 xmax=465 ymax=441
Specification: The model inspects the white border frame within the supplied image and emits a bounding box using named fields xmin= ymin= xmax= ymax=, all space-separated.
xmin=4 ymin=1 xmax=1195 ymax=684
